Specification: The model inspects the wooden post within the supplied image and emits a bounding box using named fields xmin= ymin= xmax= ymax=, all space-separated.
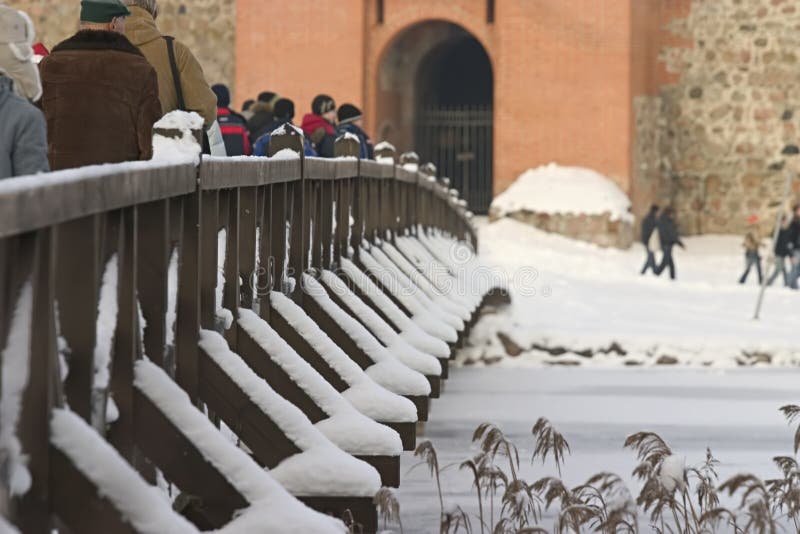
xmin=136 ymin=200 xmax=169 ymax=368
xmin=14 ymin=230 xmax=56 ymax=534
xmin=222 ymin=189 xmax=240 ymax=348
xmin=239 ymin=187 xmax=258 ymax=310
xmin=57 ymin=215 xmax=100 ymax=422
xmin=176 ymin=191 xmax=201 ymax=403
xmin=108 ymin=207 xmax=138 ymax=463
xmin=199 ymin=191 xmax=219 ymax=330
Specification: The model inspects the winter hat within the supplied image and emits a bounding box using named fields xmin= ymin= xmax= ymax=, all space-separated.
xmin=312 ymin=94 xmax=335 ymax=116
xmin=0 ymin=6 xmax=41 ymax=101
xmin=273 ymin=98 xmax=295 ymax=121
xmin=337 ymin=103 xmax=362 ymax=125
xmin=32 ymin=42 xmax=48 ymax=64
xmin=211 ymin=83 xmax=230 ymax=108
xmin=80 ymin=0 xmax=131 ymax=23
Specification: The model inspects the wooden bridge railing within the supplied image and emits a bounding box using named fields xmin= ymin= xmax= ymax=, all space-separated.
xmin=0 ymin=129 xmax=477 ymax=533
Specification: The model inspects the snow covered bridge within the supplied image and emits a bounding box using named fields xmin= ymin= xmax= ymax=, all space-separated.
xmin=0 ymin=122 xmax=504 ymax=533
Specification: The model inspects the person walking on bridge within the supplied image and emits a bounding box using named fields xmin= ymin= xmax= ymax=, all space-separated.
xmin=0 ymin=5 xmax=48 ymax=178
xmin=39 ymin=0 xmax=162 ymax=170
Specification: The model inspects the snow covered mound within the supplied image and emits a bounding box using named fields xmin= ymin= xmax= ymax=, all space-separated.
xmin=491 ymin=163 xmax=633 ymax=223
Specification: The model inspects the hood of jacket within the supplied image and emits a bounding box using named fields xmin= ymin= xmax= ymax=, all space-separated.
xmin=301 ymin=113 xmax=335 ymax=137
xmin=123 ymin=6 xmax=162 ymax=47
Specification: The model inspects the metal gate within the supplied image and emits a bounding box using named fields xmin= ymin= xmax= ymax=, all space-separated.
xmin=415 ymin=105 xmax=493 ymax=214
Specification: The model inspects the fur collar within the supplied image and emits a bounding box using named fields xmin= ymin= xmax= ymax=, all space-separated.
xmin=52 ymin=30 xmax=143 ymax=56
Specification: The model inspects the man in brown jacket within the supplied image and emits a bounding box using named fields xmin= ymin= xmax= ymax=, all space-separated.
xmin=39 ymin=0 xmax=162 ymax=171
xmin=122 ymin=0 xmax=216 ymax=129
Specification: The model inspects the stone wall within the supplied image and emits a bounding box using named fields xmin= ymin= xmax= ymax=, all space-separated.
xmin=495 ymin=211 xmax=635 ymax=249
xmin=15 ymin=0 xmax=235 ymax=93
xmin=636 ymin=0 xmax=800 ymax=235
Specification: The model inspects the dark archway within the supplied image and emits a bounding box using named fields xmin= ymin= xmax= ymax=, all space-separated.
xmin=376 ymin=21 xmax=494 ymax=213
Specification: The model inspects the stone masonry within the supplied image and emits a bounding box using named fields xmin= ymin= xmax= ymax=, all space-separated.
xmin=13 ymin=0 xmax=235 ymax=94
xmin=636 ymin=0 xmax=800 ymax=235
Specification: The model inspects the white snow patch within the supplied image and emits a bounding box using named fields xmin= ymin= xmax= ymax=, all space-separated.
xmin=302 ymin=274 xmax=431 ymax=396
xmin=318 ymin=270 xmax=441 ymax=376
xmin=269 ymin=292 xmax=418 ymax=422
xmin=94 ymin=255 xmax=118 ymax=390
xmin=491 ymin=163 xmax=633 ymax=222
xmin=338 ymin=258 xmax=452 ymax=358
xmin=197 ymin=330 xmax=381 ymax=496
xmin=50 ymin=409 xmax=199 ymax=534
xmin=270 ymin=148 xmax=301 ymax=160
xmin=0 ymin=283 xmax=33 ymax=496
xmin=237 ymin=309 xmax=401 ymax=455
xmin=152 ymin=111 xmax=203 ymax=164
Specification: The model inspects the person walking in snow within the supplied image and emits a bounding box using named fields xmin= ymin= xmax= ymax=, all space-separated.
xmin=640 ymin=204 xmax=660 ymax=275
xmin=767 ymin=214 xmax=793 ymax=287
xmin=787 ymin=204 xmax=800 ymax=289
xmin=336 ymin=103 xmax=374 ymax=160
xmin=0 ymin=5 xmax=48 ymax=178
xmin=39 ymin=0 xmax=162 ymax=171
xmin=655 ymin=207 xmax=684 ymax=280
xmin=301 ymin=94 xmax=337 ymax=158
xmin=212 ymin=83 xmax=250 ymax=156
xmin=738 ymin=224 xmax=763 ymax=285
xmin=122 ymin=0 xmax=225 ymax=155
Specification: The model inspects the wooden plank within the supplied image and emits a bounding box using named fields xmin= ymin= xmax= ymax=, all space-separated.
xmin=300 ymin=296 xmax=373 ymax=371
xmin=14 ymin=229 xmax=55 ymax=533
xmin=268 ymin=300 xmax=349 ymax=392
xmin=50 ymin=446 xmax=136 ymax=534
xmin=57 ymin=215 xmax=100 ymax=422
xmin=288 ymin=173 xmax=307 ymax=303
xmin=198 ymin=346 xmax=302 ymax=468
xmin=176 ymin=193 xmax=201 ymax=402
xmin=238 ymin=187 xmax=258 ymax=309
xmin=107 ymin=208 xmax=138 ymax=462
xmin=136 ymin=200 xmax=169 ymax=367
xmin=256 ymin=186 xmax=272 ymax=321
xmin=199 ymin=191 xmax=218 ymax=330
xmin=236 ymin=324 xmax=327 ymax=422
xmin=310 ymin=181 xmax=322 ymax=269
xmin=354 ymin=455 xmax=400 ymax=488
xmin=320 ymin=179 xmax=334 ymax=269
xmin=0 ymin=163 xmax=197 ymax=239
xmin=269 ymin=183 xmax=287 ymax=296
xmin=221 ymin=189 xmax=240 ymax=348
xmin=132 ymin=388 xmax=248 ymax=527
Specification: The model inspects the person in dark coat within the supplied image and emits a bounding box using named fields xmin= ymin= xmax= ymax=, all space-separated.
xmin=655 ymin=207 xmax=684 ymax=280
xmin=738 ymin=225 xmax=763 ymax=285
xmin=39 ymin=0 xmax=162 ymax=171
xmin=767 ymin=214 xmax=792 ymax=286
xmin=247 ymin=90 xmax=278 ymax=144
xmin=252 ymin=98 xmax=314 ymax=157
xmin=212 ymin=83 xmax=250 ymax=156
xmin=301 ymin=94 xmax=337 ymax=158
xmin=639 ymin=204 xmax=659 ymax=275
xmin=787 ymin=204 xmax=800 ymax=289
xmin=336 ymin=103 xmax=374 ymax=160
xmin=0 ymin=5 xmax=49 ymax=178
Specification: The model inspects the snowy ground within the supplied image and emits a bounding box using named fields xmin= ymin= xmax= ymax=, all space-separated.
xmin=398 ymin=367 xmax=800 ymax=533
xmin=458 ymin=217 xmax=800 ymax=368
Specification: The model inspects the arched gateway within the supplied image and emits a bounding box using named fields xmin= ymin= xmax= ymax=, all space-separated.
xmin=375 ymin=22 xmax=494 ymax=213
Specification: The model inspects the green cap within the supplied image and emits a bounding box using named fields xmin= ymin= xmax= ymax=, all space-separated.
xmin=80 ymin=0 xmax=131 ymax=23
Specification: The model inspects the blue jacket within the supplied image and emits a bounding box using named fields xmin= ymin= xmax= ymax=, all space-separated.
xmin=336 ymin=122 xmax=374 ymax=160
xmin=253 ymin=119 xmax=315 ymax=157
